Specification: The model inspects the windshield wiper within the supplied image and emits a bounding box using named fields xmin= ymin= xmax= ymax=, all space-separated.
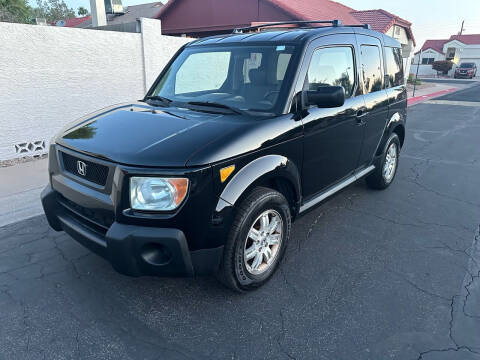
xmin=187 ymin=101 xmax=243 ymax=115
xmin=144 ymin=95 xmax=172 ymax=106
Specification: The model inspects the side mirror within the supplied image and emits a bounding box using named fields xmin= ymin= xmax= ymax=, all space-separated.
xmin=306 ymin=86 xmax=345 ymax=108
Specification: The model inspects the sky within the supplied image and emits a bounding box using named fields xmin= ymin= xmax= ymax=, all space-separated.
xmin=44 ymin=0 xmax=480 ymax=50
xmin=341 ymin=0 xmax=480 ymax=49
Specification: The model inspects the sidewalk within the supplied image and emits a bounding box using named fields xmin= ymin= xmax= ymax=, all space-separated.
xmin=407 ymin=82 xmax=460 ymax=106
xmin=0 ymin=158 xmax=48 ymax=227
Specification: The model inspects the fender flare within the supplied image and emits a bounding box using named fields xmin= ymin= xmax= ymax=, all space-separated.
xmin=376 ymin=112 xmax=405 ymax=156
xmin=215 ymin=154 xmax=301 ymax=212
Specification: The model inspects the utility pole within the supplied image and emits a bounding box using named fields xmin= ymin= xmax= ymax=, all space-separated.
xmin=413 ymin=50 xmax=422 ymax=97
xmin=459 ymin=20 xmax=465 ymax=35
xmin=90 ymin=0 xmax=107 ymax=27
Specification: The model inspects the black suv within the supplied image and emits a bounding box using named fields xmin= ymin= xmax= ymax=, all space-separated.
xmin=41 ymin=20 xmax=406 ymax=291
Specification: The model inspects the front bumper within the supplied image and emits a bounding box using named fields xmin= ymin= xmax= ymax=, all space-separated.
xmin=41 ymin=185 xmax=223 ymax=277
xmin=455 ymin=73 xmax=473 ymax=78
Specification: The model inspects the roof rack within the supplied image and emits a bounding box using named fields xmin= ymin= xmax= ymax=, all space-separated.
xmin=344 ymin=24 xmax=371 ymax=29
xmin=233 ymin=20 xmax=343 ymax=34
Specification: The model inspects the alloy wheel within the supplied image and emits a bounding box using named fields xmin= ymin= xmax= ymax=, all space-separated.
xmin=243 ymin=209 xmax=283 ymax=275
xmin=383 ymin=142 xmax=398 ymax=182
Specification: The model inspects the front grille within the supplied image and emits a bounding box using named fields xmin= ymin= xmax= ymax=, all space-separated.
xmin=61 ymin=151 xmax=109 ymax=186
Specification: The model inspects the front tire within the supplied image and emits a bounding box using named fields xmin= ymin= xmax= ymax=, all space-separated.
xmin=216 ymin=187 xmax=291 ymax=292
xmin=366 ymin=133 xmax=400 ymax=190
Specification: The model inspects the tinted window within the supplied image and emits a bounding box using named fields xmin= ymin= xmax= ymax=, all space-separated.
xmin=385 ymin=47 xmax=404 ymax=87
xmin=460 ymin=63 xmax=475 ymax=68
xmin=306 ymin=47 xmax=355 ymax=97
xmin=175 ymin=52 xmax=230 ymax=94
xmin=277 ymin=53 xmax=292 ymax=81
xmin=360 ymin=45 xmax=382 ymax=93
xmin=153 ymin=45 xmax=296 ymax=113
xmin=243 ymin=53 xmax=262 ymax=83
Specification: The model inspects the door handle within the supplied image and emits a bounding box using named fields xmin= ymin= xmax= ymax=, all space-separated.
xmin=356 ymin=110 xmax=367 ymax=125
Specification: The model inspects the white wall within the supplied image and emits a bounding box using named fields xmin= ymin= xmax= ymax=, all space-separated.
xmin=385 ymin=25 xmax=409 ymax=46
xmin=409 ymin=64 xmax=439 ymax=77
xmin=0 ymin=19 xmax=191 ymax=160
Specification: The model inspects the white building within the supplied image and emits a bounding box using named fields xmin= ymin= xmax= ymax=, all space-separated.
xmin=411 ymin=34 xmax=480 ymax=77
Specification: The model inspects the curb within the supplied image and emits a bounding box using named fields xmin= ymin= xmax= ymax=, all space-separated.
xmin=407 ymin=87 xmax=457 ymax=106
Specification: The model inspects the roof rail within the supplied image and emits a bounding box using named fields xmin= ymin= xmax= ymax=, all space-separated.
xmin=233 ymin=20 xmax=343 ymax=34
xmin=344 ymin=24 xmax=371 ymax=29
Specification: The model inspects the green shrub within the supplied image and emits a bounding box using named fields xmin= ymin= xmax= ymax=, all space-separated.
xmin=432 ymin=60 xmax=453 ymax=75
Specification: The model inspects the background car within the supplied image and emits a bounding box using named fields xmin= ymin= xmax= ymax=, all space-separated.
xmin=454 ymin=62 xmax=477 ymax=78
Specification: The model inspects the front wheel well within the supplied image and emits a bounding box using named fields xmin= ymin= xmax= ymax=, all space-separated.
xmin=267 ymin=177 xmax=298 ymax=218
xmin=236 ymin=176 xmax=299 ymax=220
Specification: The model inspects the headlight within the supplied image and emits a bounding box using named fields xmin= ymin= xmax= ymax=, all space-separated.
xmin=130 ymin=177 xmax=189 ymax=211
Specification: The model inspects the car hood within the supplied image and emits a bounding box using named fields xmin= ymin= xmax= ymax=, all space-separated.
xmin=57 ymin=103 xmax=298 ymax=168
xmin=56 ymin=102 xmax=251 ymax=167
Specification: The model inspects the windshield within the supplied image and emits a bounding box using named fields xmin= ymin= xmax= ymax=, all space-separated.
xmin=460 ymin=63 xmax=475 ymax=68
xmin=149 ymin=44 xmax=297 ymax=114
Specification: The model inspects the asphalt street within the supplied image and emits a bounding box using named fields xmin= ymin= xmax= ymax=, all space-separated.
xmin=1 ymin=83 xmax=480 ymax=360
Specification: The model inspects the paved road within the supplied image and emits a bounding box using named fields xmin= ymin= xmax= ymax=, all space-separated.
xmin=1 ymin=85 xmax=480 ymax=360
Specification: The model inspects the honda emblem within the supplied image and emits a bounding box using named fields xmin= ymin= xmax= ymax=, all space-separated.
xmin=77 ymin=160 xmax=87 ymax=176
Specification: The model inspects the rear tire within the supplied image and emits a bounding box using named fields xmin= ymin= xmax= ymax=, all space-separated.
xmin=216 ymin=187 xmax=291 ymax=292
xmin=366 ymin=133 xmax=400 ymax=190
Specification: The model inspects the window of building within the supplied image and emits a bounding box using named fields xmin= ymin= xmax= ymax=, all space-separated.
xmin=385 ymin=47 xmax=404 ymax=87
xmin=446 ymin=47 xmax=456 ymax=60
xmin=360 ymin=45 xmax=382 ymax=93
xmin=422 ymin=57 xmax=435 ymax=65
xmin=305 ymin=46 xmax=356 ymax=98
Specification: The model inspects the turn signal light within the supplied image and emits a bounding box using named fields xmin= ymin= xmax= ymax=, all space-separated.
xmin=220 ymin=165 xmax=235 ymax=183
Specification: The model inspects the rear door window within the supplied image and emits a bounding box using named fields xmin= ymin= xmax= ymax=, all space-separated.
xmin=306 ymin=46 xmax=356 ymax=97
xmin=360 ymin=45 xmax=383 ymax=93
xmin=385 ymin=47 xmax=404 ymax=87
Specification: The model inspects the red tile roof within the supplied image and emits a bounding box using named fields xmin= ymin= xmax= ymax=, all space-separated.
xmin=416 ymin=34 xmax=480 ymax=55
xmin=63 ymin=15 xmax=91 ymax=27
xmin=350 ymin=10 xmax=393 ymax=32
xmin=448 ymin=34 xmax=480 ymax=45
xmin=267 ymin=0 xmax=361 ymax=25
xmin=156 ymin=0 xmax=414 ymax=44
xmin=350 ymin=9 xmax=415 ymax=45
xmin=416 ymin=39 xmax=448 ymax=54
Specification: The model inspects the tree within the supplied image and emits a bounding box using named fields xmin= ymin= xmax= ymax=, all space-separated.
xmin=77 ymin=6 xmax=88 ymax=16
xmin=30 ymin=0 xmax=75 ymax=23
xmin=432 ymin=60 xmax=453 ymax=75
xmin=0 ymin=0 xmax=31 ymax=23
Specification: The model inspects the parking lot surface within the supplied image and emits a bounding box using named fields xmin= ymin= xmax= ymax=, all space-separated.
xmin=1 ymin=84 xmax=480 ymax=360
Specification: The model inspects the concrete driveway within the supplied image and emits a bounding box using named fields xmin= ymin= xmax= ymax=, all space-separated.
xmin=1 ymin=84 xmax=480 ymax=360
